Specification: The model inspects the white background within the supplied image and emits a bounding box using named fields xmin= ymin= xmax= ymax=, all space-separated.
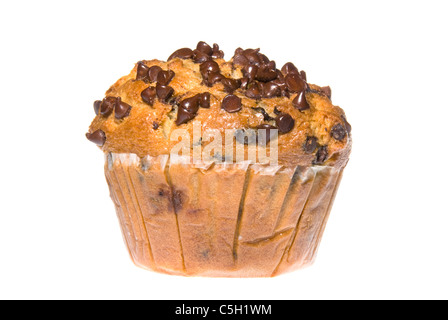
xmin=1 ymin=0 xmax=447 ymax=300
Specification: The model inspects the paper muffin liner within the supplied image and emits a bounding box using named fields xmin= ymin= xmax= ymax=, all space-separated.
xmin=104 ymin=153 xmax=345 ymax=277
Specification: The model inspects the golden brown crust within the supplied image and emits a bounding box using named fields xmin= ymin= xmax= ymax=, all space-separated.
xmin=87 ymin=45 xmax=351 ymax=168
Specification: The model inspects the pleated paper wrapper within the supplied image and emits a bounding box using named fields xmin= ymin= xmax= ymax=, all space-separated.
xmin=104 ymin=153 xmax=345 ymax=277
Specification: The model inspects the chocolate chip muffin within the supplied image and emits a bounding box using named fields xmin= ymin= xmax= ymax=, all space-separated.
xmin=86 ymin=41 xmax=351 ymax=277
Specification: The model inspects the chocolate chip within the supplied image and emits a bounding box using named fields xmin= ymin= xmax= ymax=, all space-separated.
xmin=156 ymin=84 xmax=174 ymax=103
xmin=93 ymin=100 xmax=102 ymax=115
xmin=192 ymin=49 xmax=211 ymax=63
xmin=341 ymin=115 xmax=352 ymax=134
xmin=245 ymin=82 xmax=262 ymax=100
xmin=86 ymin=129 xmax=106 ymax=146
xmin=211 ymin=43 xmax=224 ymax=59
xmin=148 ymin=66 xmax=163 ymax=83
xmin=196 ymin=41 xmax=213 ymax=55
xmin=168 ymin=48 xmax=194 ymax=61
xmin=152 ymin=122 xmax=159 ymax=130
xmin=242 ymin=65 xmax=258 ymax=81
xmin=252 ymin=107 xmax=274 ymax=121
xmin=331 ymin=123 xmax=347 ymax=141
xmin=221 ymin=94 xmax=242 ymax=113
xmin=285 ymin=73 xmax=306 ymax=93
xmin=303 ymin=136 xmax=318 ymax=154
xmin=255 ymin=66 xmax=278 ymax=82
xmin=292 ymin=91 xmax=310 ymax=111
xmin=200 ymin=60 xmax=220 ymax=75
xmin=221 ymin=77 xmax=241 ymax=93
xmin=273 ymin=106 xmax=281 ymax=115
xmin=100 ymin=96 xmax=118 ymax=116
xmin=275 ymin=113 xmax=295 ymax=133
xmin=179 ymin=96 xmax=200 ymax=114
xmin=271 ymin=77 xmax=289 ymax=97
xmin=275 ymin=69 xmax=285 ymax=81
xmin=256 ymin=124 xmax=278 ymax=144
xmin=176 ymin=107 xmax=196 ymax=125
xmin=175 ymin=92 xmax=211 ymax=124
xmin=262 ymin=81 xmax=281 ymax=98
xmin=141 ymin=86 xmax=157 ymax=106
xmin=321 ymin=86 xmax=331 ymax=99
xmin=243 ymin=48 xmax=262 ymax=66
xmin=300 ymin=70 xmax=307 ymax=81
xmin=314 ymin=146 xmax=328 ymax=165
xmin=198 ymin=92 xmax=211 ymax=108
xmin=204 ymin=72 xmax=224 ymax=87
xmin=281 ymin=62 xmax=299 ymax=75
xmin=233 ymin=51 xmax=249 ymax=66
xmin=136 ymin=61 xmax=150 ymax=81
xmin=240 ymin=77 xmax=249 ymax=89
xmin=259 ymin=53 xmax=270 ymax=65
xmin=200 ymin=60 xmax=222 ymax=86
xmin=115 ymin=100 xmax=132 ymax=119
xmin=157 ymin=70 xmax=175 ymax=86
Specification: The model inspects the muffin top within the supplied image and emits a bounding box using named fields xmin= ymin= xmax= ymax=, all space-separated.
xmin=86 ymin=41 xmax=351 ymax=168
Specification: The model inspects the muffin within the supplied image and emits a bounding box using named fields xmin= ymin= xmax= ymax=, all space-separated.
xmin=86 ymin=41 xmax=352 ymax=277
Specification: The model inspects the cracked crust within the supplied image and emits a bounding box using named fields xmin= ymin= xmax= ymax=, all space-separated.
xmin=87 ymin=47 xmax=351 ymax=169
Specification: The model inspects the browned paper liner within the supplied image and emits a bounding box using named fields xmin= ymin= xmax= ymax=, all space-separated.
xmin=104 ymin=153 xmax=344 ymax=277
